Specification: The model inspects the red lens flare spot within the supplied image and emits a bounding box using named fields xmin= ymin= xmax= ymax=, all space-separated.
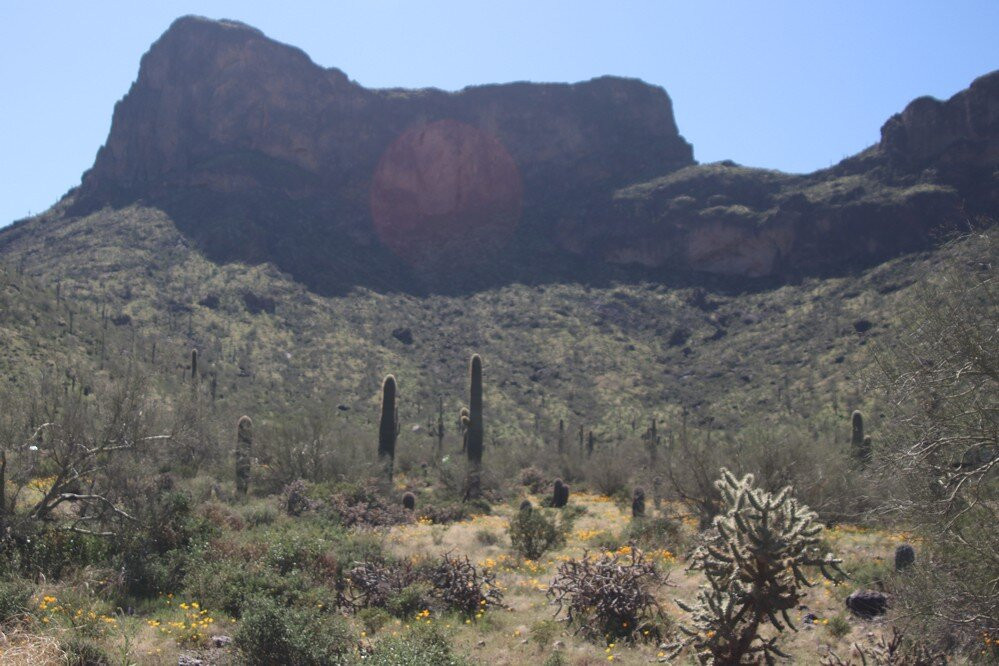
xmin=370 ymin=119 xmax=523 ymax=271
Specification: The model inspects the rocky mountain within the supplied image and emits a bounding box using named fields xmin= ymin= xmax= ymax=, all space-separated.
xmin=4 ymin=16 xmax=999 ymax=293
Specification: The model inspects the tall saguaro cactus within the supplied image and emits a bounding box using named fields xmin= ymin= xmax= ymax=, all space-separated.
xmin=851 ymin=410 xmax=871 ymax=463
xmin=430 ymin=396 xmax=446 ymax=463
xmin=379 ymin=375 xmax=399 ymax=484
xmin=191 ymin=349 xmax=198 ymax=383
xmin=235 ymin=416 xmax=252 ymax=496
xmin=463 ymin=354 xmax=484 ymax=499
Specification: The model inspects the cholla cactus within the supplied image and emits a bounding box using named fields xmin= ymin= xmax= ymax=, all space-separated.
xmin=669 ymin=469 xmax=845 ymax=664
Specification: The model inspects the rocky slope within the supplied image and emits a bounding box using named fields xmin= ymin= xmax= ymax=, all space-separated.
xmin=5 ymin=16 xmax=999 ymax=292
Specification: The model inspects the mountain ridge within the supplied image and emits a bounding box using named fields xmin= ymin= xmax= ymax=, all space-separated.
xmin=4 ymin=16 xmax=998 ymax=294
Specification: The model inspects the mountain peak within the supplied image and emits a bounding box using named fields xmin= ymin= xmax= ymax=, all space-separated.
xmin=56 ymin=17 xmax=999 ymax=294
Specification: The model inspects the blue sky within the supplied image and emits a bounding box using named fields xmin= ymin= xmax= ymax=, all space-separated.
xmin=1 ymin=1 xmax=997 ymax=227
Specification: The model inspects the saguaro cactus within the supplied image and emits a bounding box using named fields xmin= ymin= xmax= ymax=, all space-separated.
xmin=851 ymin=410 xmax=871 ymax=463
xmin=643 ymin=418 xmax=661 ymax=465
xmin=430 ymin=396 xmax=446 ymax=463
xmin=463 ymin=354 xmax=484 ymax=499
xmin=235 ymin=416 xmax=252 ymax=496
xmin=586 ymin=430 xmax=595 ymax=458
xmin=379 ymin=375 xmax=399 ymax=484
xmin=557 ymin=419 xmax=565 ymax=455
xmin=191 ymin=349 xmax=198 ymax=383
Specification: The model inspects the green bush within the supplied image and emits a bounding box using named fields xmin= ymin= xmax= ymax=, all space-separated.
xmin=474 ymin=528 xmax=500 ymax=546
xmin=508 ymin=508 xmax=565 ymax=560
xmin=357 ymin=607 xmax=392 ymax=634
xmin=386 ymin=582 xmax=432 ymax=618
xmin=363 ymin=623 xmax=468 ymax=666
xmin=241 ymin=503 xmax=278 ymax=527
xmin=624 ymin=515 xmax=691 ymax=555
xmin=119 ymin=490 xmax=216 ymax=597
xmin=826 ymin=613 xmax=851 ymax=638
xmin=0 ymin=577 xmax=32 ymax=623
xmin=235 ymin=596 xmax=355 ymax=665
xmin=3 ymin=528 xmax=110 ymax=579
xmin=61 ymin=636 xmax=113 ymax=666
xmin=185 ymin=556 xmax=335 ymax=619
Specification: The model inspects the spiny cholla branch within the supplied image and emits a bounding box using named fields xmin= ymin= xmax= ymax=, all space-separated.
xmin=666 ymin=469 xmax=845 ymax=665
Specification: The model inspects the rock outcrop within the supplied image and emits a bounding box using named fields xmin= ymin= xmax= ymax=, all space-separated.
xmin=48 ymin=17 xmax=999 ymax=291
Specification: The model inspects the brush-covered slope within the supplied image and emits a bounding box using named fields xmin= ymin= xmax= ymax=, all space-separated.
xmin=3 ymin=197 xmax=993 ymax=446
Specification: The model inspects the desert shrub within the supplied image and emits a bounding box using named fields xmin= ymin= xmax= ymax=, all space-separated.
xmin=325 ymin=481 xmax=411 ymax=527
xmin=541 ymin=652 xmax=567 ymax=666
xmin=186 ymin=556 xmax=335 ymax=618
xmin=873 ymin=232 xmax=999 ymax=655
xmin=587 ymin=450 xmax=632 ymax=498
xmin=624 ymin=514 xmax=690 ymax=555
xmin=475 ymin=528 xmax=500 ymax=546
xmin=282 ymin=479 xmax=317 ymax=516
xmin=418 ymin=502 xmax=468 ymax=525
xmin=465 ymin=497 xmax=492 ymax=515
xmin=519 ymin=465 xmax=547 ymax=493
xmin=821 ymin=627 xmax=948 ymax=665
xmin=826 ymin=613 xmax=851 ymax=639
xmin=347 ymin=553 xmax=502 ymax=616
xmin=363 ymin=622 xmax=468 ymax=666
xmin=1 ymin=527 xmax=110 ymax=579
xmin=235 ymin=596 xmax=355 ymax=665
xmin=346 ymin=560 xmax=422 ymax=612
xmin=508 ymin=506 xmax=566 ymax=560
xmin=547 ymin=548 xmax=667 ymax=642
xmin=198 ymin=501 xmax=246 ymax=530
xmin=426 ymin=552 xmax=503 ymax=615
xmin=119 ymin=490 xmax=216 ymax=597
xmin=387 ymin=582 xmax=433 ymax=618
xmin=61 ymin=636 xmax=112 ymax=666
xmin=240 ymin=502 xmax=278 ymax=527
xmin=531 ymin=618 xmax=560 ymax=649
xmin=357 ymin=607 xmax=392 ymax=634
xmin=0 ymin=578 xmax=32 ymax=623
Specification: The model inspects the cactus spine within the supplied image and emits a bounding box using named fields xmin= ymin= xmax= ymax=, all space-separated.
xmin=235 ymin=416 xmax=252 ymax=496
xmin=463 ymin=354 xmax=484 ymax=500
xmin=379 ymin=375 xmax=399 ymax=484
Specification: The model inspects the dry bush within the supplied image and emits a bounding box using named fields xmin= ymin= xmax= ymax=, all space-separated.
xmin=873 ymin=231 xmax=998 ymax=652
xmin=821 ymin=627 xmax=947 ymax=665
xmin=547 ymin=548 xmax=668 ymax=642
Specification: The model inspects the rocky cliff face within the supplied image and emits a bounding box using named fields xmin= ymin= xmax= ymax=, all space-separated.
xmin=58 ymin=17 xmax=999 ymax=291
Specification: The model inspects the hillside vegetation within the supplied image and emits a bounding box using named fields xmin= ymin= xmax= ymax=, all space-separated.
xmin=0 ymin=201 xmax=995 ymax=663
